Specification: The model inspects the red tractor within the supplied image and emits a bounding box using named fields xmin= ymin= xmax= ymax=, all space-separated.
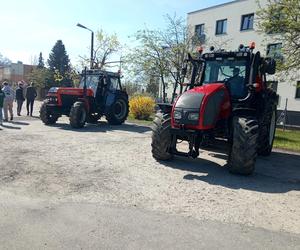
xmin=151 ymin=44 xmax=278 ymax=175
xmin=40 ymin=68 xmax=129 ymax=128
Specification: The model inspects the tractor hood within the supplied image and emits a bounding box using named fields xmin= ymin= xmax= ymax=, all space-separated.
xmin=47 ymin=87 xmax=94 ymax=97
xmin=172 ymin=83 xmax=231 ymax=129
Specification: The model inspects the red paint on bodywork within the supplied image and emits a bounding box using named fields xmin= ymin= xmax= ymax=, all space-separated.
xmin=47 ymin=88 xmax=94 ymax=110
xmin=171 ymin=83 xmax=231 ymax=130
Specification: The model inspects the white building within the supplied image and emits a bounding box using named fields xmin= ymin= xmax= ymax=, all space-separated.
xmin=187 ymin=0 xmax=300 ymax=126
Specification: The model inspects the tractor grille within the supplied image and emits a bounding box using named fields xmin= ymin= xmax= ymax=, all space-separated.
xmin=61 ymin=94 xmax=80 ymax=109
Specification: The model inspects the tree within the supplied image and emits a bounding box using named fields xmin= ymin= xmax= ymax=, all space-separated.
xmin=0 ymin=53 xmax=11 ymax=66
xmin=80 ymin=29 xmax=121 ymax=69
xmin=48 ymin=40 xmax=71 ymax=75
xmin=125 ymin=14 xmax=199 ymax=103
xmin=257 ymin=0 xmax=300 ymax=71
xmin=37 ymin=52 xmax=45 ymax=68
xmin=27 ymin=67 xmax=54 ymax=88
xmin=47 ymin=40 xmax=73 ymax=86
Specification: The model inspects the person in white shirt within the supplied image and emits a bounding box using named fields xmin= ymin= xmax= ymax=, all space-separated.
xmin=1 ymin=81 xmax=14 ymax=121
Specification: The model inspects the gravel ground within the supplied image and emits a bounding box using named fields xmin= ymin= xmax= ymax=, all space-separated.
xmin=0 ymin=101 xmax=299 ymax=237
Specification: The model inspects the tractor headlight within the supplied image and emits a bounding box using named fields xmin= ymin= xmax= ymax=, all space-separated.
xmin=188 ymin=112 xmax=199 ymax=121
xmin=174 ymin=111 xmax=182 ymax=120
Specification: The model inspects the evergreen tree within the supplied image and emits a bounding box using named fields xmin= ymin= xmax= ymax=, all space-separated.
xmin=47 ymin=40 xmax=70 ymax=75
xmin=37 ymin=52 xmax=45 ymax=68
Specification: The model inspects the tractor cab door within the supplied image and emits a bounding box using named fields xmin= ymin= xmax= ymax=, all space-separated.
xmin=95 ymin=75 xmax=108 ymax=106
xmin=105 ymin=76 xmax=126 ymax=107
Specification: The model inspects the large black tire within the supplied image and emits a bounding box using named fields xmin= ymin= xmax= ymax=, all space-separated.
xmin=69 ymin=102 xmax=87 ymax=128
xmin=151 ymin=112 xmax=173 ymax=161
xmin=106 ymin=97 xmax=129 ymax=125
xmin=258 ymin=105 xmax=277 ymax=156
xmin=228 ymin=116 xmax=259 ymax=175
xmin=40 ymin=101 xmax=59 ymax=125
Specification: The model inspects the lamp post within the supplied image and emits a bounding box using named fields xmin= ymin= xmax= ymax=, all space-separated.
xmin=76 ymin=23 xmax=94 ymax=69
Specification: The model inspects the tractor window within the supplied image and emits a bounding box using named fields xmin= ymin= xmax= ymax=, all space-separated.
xmin=203 ymin=59 xmax=248 ymax=98
xmin=109 ymin=77 xmax=121 ymax=91
xmin=79 ymin=75 xmax=99 ymax=96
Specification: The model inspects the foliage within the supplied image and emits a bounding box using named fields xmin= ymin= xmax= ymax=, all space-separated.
xmin=37 ymin=52 xmax=45 ymax=69
xmin=123 ymin=81 xmax=140 ymax=96
xmin=274 ymin=129 xmax=300 ymax=152
xmin=125 ymin=14 xmax=200 ymax=103
xmin=0 ymin=53 xmax=11 ymax=66
xmin=48 ymin=40 xmax=71 ymax=75
xmin=146 ymin=76 xmax=159 ymax=97
xmin=257 ymin=0 xmax=300 ymax=71
xmin=80 ymin=29 xmax=121 ymax=69
xmin=47 ymin=40 xmax=73 ymax=86
xmin=129 ymin=95 xmax=155 ymax=120
xmin=27 ymin=67 xmax=54 ymax=88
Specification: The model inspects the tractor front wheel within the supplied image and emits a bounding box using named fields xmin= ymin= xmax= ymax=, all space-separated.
xmin=40 ymin=101 xmax=59 ymax=125
xmin=151 ymin=112 xmax=173 ymax=161
xmin=228 ymin=116 xmax=259 ymax=175
xmin=69 ymin=102 xmax=87 ymax=128
xmin=106 ymin=97 xmax=129 ymax=125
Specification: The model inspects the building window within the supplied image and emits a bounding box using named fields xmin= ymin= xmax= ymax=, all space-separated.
xmin=296 ymin=81 xmax=300 ymax=98
xmin=241 ymin=13 xmax=254 ymax=31
xmin=216 ymin=19 xmax=227 ymax=35
xmin=267 ymin=43 xmax=283 ymax=60
xmin=195 ymin=24 xmax=206 ymax=44
xmin=195 ymin=24 xmax=205 ymax=36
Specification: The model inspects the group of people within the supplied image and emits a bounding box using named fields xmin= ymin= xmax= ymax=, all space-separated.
xmin=0 ymin=81 xmax=37 ymax=125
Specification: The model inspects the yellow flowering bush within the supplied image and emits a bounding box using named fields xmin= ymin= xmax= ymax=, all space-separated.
xmin=129 ymin=95 xmax=155 ymax=120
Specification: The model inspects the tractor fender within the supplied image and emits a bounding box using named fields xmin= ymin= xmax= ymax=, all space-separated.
xmin=77 ymin=98 xmax=90 ymax=113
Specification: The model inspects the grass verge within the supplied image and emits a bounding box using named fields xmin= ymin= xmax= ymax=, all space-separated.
xmin=126 ymin=114 xmax=154 ymax=126
xmin=274 ymin=129 xmax=300 ymax=152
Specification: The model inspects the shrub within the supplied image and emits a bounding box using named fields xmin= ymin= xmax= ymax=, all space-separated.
xmin=129 ymin=95 xmax=155 ymax=120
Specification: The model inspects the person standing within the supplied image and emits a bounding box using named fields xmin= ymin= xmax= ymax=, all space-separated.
xmin=2 ymin=81 xmax=14 ymax=121
xmin=26 ymin=82 xmax=37 ymax=116
xmin=16 ymin=82 xmax=25 ymax=116
xmin=0 ymin=87 xmax=5 ymax=125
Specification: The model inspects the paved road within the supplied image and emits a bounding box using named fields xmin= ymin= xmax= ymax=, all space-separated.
xmin=0 ymin=102 xmax=299 ymax=249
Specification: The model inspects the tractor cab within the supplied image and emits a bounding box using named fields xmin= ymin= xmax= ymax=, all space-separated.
xmin=201 ymin=51 xmax=250 ymax=99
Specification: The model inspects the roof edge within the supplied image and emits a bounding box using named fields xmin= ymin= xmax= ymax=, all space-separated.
xmin=188 ymin=0 xmax=248 ymax=15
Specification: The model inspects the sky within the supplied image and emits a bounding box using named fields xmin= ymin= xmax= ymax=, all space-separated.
xmin=0 ymin=0 xmax=230 ymax=67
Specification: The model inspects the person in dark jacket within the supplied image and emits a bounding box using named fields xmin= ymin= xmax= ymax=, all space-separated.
xmin=16 ymin=82 xmax=25 ymax=116
xmin=26 ymin=82 xmax=37 ymax=116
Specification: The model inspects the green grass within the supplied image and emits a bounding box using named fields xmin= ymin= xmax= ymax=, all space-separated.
xmin=126 ymin=114 xmax=154 ymax=126
xmin=274 ymin=129 xmax=300 ymax=152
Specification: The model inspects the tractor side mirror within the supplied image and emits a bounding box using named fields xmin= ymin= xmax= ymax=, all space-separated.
xmin=262 ymin=58 xmax=276 ymax=75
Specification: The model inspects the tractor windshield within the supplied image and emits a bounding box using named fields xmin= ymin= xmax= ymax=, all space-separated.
xmin=79 ymin=75 xmax=99 ymax=97
xmin=203 ymin=58 xmax=248 ymax=98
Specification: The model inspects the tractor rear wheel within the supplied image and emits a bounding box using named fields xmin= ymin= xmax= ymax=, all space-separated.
xmin=69 ymin=102 xmax=87 ymax=128
xmin=40 ymin=101 xmax=59 ymax=125
xmin=258 ymin=106 xmax=277 ymax=156
xmin=228 ymin=116 xmax=259 ymax=175
xmin=106 ymin=97 xmax=129 ymax=125
xmin=151 ymin=112 xmax=173 ymax=161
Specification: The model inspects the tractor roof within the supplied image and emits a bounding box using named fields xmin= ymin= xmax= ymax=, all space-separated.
xmin=83 ymin=69 xmax=121 ymax=77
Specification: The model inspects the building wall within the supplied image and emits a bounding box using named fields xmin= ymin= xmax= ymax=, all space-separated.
xmin=0 ymin=62 xmax=36 ymax=85
xmin=187 ymin=0 xmax=300 ymax=117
